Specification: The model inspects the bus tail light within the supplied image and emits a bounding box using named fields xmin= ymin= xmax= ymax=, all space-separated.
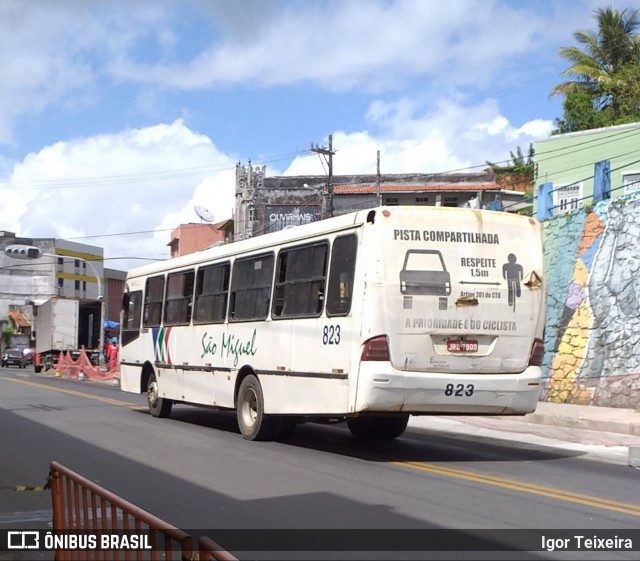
xmin=529 ymin=338 xmax=544 ymax=367
xmin=361 ymin=336 xmax=390 ymax=361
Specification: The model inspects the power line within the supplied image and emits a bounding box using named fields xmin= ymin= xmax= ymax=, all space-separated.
xmin=0 ymin=150 xmax=314 ymax=191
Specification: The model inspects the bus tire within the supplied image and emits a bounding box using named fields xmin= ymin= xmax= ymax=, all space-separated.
xmin=34 ymin=365 xmax=42 ymax=374
xmin=237 ymin=375 xmax=278 ymax=441
xmin=147 ymin=372 xmax=172 ymax=418
xmin=347 ymin=414 xmax=409 ymax=440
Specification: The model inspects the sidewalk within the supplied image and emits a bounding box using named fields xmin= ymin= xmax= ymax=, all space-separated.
xmin=407 ymin=401 xmax=640 ymax=466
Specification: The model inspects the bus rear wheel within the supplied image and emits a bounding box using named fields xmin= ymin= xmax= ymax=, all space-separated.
xmin=147 ymin=372 xmax=172 ymax=418
xmin=347 ymin=414 xmax=409 ymax=440
xmin=237 ymin=375 xmax=279 ymax=441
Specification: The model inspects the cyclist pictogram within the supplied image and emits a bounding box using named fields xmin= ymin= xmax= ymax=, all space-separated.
xmin=502 ymin=253 xmax=523 ymax=312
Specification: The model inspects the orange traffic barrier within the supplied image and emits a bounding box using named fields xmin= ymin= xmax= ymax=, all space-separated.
xmin=55 ymin=349 xmax=119 ymax=382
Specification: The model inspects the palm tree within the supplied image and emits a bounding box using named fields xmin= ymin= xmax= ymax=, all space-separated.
xmin=552 ymin=6 xmax=640 ymax=109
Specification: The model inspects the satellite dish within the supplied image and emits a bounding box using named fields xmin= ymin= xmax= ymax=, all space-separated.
xmin=194 ymin=205 xmax=215 ymax=223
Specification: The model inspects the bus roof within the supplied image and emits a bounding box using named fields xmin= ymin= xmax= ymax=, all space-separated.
xmin=127 ymin=206 xmax=537 ymax=280
xmin=127 ymin=208 xmax=366 ymax=279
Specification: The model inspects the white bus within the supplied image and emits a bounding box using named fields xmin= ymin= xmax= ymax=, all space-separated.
xmin=119 ymin=206 xmax=545 ymax=441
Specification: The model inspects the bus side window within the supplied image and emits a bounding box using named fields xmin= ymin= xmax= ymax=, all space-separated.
xmin=273 ymin=242 xmax=328 ymax=319
xmin=164 ymin=270 xmax=195 ymax=326
xmin=229 ymin=253 xmax=274 ymax=321
xmin=122 ymin=290 xmax=143 ymax=345
xmin=194 ymin=263 xmax=230 ymax=324
xmin=327 ymin=234 xmax=357 ymax=316
xmin=143 ymin=276 xmax=165 ymax=327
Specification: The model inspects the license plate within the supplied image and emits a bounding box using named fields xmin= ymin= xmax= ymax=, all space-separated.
xmin=447 ymin=339 xmax=478 ymax=353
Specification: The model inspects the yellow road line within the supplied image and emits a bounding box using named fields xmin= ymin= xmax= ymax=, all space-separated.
xmin=15 ymin=485 xmax=47 ymax=491
xmin=0 ymin=376 xmax=143 ymax=408
xmin=392 ymin=461 xmax=640 ymax=517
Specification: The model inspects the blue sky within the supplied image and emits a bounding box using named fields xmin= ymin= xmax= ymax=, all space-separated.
xmin=0 ymin=0 xmax=630 ymax=268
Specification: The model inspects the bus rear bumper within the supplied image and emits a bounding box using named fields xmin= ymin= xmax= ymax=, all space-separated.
xmin=354 ymin=364 xmax=542 ymax=415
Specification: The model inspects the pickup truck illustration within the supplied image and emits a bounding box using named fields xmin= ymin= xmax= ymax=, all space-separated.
xmin=400 ymin=249 xmax=451 ymax=296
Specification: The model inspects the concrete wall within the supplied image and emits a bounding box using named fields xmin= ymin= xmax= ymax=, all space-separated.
xmin=541 ymin=195 xmax=640 ymax=408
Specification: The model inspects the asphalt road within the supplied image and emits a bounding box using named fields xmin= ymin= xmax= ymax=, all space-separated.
xmin=1 ymin=367 xmax=639 ymax=560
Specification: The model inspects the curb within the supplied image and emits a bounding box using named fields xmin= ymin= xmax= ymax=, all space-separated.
xmin=524 ymin=412 xmax=640 ymax=436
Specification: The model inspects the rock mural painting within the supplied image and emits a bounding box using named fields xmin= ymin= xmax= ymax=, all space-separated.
xmin=541 ymin=197 xmax=640 ymax=408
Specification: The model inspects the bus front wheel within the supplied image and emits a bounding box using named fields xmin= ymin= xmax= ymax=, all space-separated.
xmin=147 ymin=372 xmax=172 ymax=418
xmin=237 ymin=375 xmax=278 ymax=441
xmin=347 ymin=414 xmax=409 ymax=440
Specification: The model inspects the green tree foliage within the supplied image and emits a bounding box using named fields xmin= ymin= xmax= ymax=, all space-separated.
xmin=486 ymin=144 xmax=535 ymax=184
xmin=552 ymin=6 xmax=640 ymax=134
xmin=487 ymin=146 xmax=535 ymax=215
xmin=553 ymin=91 xmax=612 ymax=133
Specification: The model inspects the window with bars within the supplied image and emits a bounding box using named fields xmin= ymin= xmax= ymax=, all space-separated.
xmin=384 ymin=197 xmax=399 ymax=206
xmin=555 ymin=183 xmax=581 ymax=212
xmin=623 ymin=174 xmax=640 ymax=195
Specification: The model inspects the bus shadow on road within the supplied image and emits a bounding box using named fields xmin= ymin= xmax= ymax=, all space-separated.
xmin=145 ymin=405 xmax=587 ymax=465
xmin=281 ymin=422 xmax=587 ymax=465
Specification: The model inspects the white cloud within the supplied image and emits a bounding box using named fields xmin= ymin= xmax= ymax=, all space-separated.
xmin=106 ymin=0 xmax=570 ymax=93
xmin=3 ymin=120 xmax=236 ymax=270
xmin=286 ymin=98 xmax=553 ymax=175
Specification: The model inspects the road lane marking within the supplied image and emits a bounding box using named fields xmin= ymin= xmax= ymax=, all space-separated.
xmin=14 ymin=485 xmax=47 ymax=491
xmin=0 ymin=376 xmax=143 ymax=409
xmin=0 ymin=509 xmax=53 ymax=524
xmin=392 ymin=460 xmax=640 ymax=517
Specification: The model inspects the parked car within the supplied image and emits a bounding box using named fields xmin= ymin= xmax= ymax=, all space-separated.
xmin=2 ymin=348 xmax=28 ymax=368
xmin=23 ymin=348 xmax=35 ymax=366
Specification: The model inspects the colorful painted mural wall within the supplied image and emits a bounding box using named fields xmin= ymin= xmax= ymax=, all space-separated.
xmin=541 ymin=196 xmax=640 ymax=408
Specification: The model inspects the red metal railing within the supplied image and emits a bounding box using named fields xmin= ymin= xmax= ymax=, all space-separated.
xmin=49 ymin=461 xmax=237 ymax=561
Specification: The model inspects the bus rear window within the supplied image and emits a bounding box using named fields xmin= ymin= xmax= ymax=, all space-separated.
xmin=229 ymin=254 xmax=274 ymax=321
xmin=327 ymin=234 xmax=357 ymax=316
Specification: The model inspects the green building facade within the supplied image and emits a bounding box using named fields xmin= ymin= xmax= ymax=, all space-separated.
xmin=535 ymin=122 xmax=640 ymax=214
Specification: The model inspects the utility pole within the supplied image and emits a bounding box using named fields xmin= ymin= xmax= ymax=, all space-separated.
xmin=311 ymin=135 xmax=335 ymax=218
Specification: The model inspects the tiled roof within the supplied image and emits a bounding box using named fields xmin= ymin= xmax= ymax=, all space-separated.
xmin=334 ymin=183 xmax=501 ymax=194
xmin=9 ymin=310 xmax=30 ymax=327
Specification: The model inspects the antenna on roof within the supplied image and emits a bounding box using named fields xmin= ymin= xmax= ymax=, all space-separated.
xmin=194 ymin=205 xmax=215 ymax=223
